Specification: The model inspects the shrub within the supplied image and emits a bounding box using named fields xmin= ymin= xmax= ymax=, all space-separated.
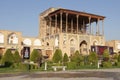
xmin=67 ymin=62 xmax=77 ymax=69
xmin=118 ymin=54 xmax=120 ymax=62
xmin=70 ymin=50 xmax=84 ymax=66
xmin=30 ymin=49 xmax=42 ymax=67
xmin=47 ymin=60 xmax=53 ymax=67
xmin=88 ymin=51 xmax=98 ymax=66
xmin=80 ymin=62 xmax=84 ymax=66
xmin=117 ymin=62 xmax=120 ymax=67
xmin=0 ymin=53 xmax=2 ymax=64
xmin=63 ymin=53 xmax=69 ymax=65
xmin=103 ymin=49 xmax=110 ymax=61
xmin=102 ymin=61 xmax=112 ymax=68
xmin=84 ymin=55 xmax=89 ymax=65
xmin=0 ymin=53 xmax=2 ymax=60
xmin=1 ymin=49 xmax=14 ymax=67
xmin=18 ymin=63 xmax=29 ymax=70
xmin=13 ymin=50 xmax=22 ymax=63
xmin=70 ymin=50 xmax=79 ymax=62
xmin=52 ymin=49 xmax=62 ymax=63
xmin=112 ymin=53 xmax=118 ymax=66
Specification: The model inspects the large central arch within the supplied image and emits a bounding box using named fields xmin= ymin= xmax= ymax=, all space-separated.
xmin=80 ymin=40 xmax=88 ymax=55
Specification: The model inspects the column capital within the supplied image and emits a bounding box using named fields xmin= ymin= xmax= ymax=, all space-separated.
xmin=76 ymin=15 xmax=79 ymax=18
xmin=89 ymin=16 xmax=91 ymax=20
xmin=55 ymin=14 xmax=57 ymax=17
xmin=97 ymin=18 xmax=100 ymax=21
xmin=66 ymin=13 xmax=68 ymax=16
xmin=60 ymin=12 xmax=63 ymax=15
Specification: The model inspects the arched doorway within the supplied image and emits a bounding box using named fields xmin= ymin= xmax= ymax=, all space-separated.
xmin=80 ymin=40 xmax=88 ymax=55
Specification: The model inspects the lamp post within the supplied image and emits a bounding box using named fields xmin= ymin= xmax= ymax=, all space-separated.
xmin=44 ymin=55 xmax=49 ymax=71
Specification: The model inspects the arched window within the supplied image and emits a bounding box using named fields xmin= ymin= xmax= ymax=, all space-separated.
xmin=55 ymin=36 xmax=59 ymax=47
xmin=34 ymin=39 xmax=41 ymax=46
xmin=0 ymin=33 xmax=4 ymax=43
xmin=8 ymin=33 xmax=18 ymax=44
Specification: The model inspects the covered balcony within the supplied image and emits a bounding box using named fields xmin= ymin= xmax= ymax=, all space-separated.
xmin=45 ymin=8 xmax=105 ymax=36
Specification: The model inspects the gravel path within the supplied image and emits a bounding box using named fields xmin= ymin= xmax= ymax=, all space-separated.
xmin=0 ymin=77 xmax=114 ymax=80
xmin=0 ymin=69 xmax=120 ymax=80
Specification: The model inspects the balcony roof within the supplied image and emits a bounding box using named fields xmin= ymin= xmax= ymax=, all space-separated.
xmin=48 ymin=8 xmax=105 ymax=20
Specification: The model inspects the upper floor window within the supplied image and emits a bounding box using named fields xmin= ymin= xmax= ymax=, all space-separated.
xmin=8 ymin=33 xmax=18 ymax=44
xmin=34 ymin=39 xmax=41 ymax=46
xmin=0 ymin=33 xmax=4 ymax=43
xmin=23 ymin=39 xmax=31 ymax=46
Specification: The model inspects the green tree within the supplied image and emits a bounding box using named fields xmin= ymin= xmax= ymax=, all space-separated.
xmin=112 ymin=53 xmax=118 ymax=66
xmin=13 ymin=50 xmax=21 ymax=63
xmin=63 ymin=53 xmax=69 ymax=64
xmin=118 ymin=54 xmax=120 ymax=62
xmin=0 ymin=53 xmax=2 ymax=61
xmin=70 ymin=50 xmax=84 ymax=66
xmin=30 ymin=49 xmax=42 ymax=63
xmin=0 ymin=50 xmax=3 ymax=60
xmin=71 ymin=50 xmax=80 ymax=62
xmin=103 ymin=49 xmax=110 ymax=61
xmin=88 ymin=51 xmax=98 ymax=66
xmin=1 ymin=49 xmax=14 ymax=67
xmin=52 ymin=49 xmax=62 ymax=63
xmin=102 ymin=49 xmax=112 ymax=68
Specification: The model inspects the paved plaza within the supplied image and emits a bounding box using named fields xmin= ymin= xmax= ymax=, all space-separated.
xmin=0 ymin=69 xmax=120 ymax=80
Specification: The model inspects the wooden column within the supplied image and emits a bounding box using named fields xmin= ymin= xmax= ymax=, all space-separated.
xmin=91 ymin=23 xmax=94 ymax=35
xmin=60 ymin=12 xmax=63 ymax=33
xmin=76 ymin=15 xmax=79 ymax=34
xmin=55 ymin=14 xmax=57 ymax=33
xmin=71 ymin=19 xmax=73 ymax=33
xmin=49 ymin=16 xmax=52 ymax=35
xmin=97 ymin=18 xmax=100 ymax=35
xmin=89 ymin=17 xmax=91 ymax=34
xmin=83 ymin=20 xmax=85 ymax=34
xmin=102 ymin=19 xmax=104 ymax=36
xmin=45 ymin=19 xmax=47 ymax=36
xmin=66 ymin=13 xmax=68 ymax=33
xmin=96 ymin=20 xmax=98 ymax=35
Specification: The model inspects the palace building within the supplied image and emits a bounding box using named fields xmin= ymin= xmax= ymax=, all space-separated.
xmin=39 ymin=8 xmax=105 ymax=58
xmin=0 ymin=8 xmax=106 ymax=59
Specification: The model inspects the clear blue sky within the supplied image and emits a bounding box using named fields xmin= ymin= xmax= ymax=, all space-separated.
xmin=0 ymin=0 xmax=120 ymax=40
